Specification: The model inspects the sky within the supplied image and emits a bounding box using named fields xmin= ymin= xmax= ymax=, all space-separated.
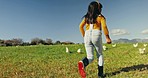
xmin=0 ymin=0 xmax=148 ymax=43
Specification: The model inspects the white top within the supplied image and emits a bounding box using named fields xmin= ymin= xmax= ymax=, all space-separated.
xmin=89 ymin=24 xmax=93 ymax=30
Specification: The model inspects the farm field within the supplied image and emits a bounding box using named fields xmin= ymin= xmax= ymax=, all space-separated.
xmin=0 ymin=43 xmax=148 ymax=78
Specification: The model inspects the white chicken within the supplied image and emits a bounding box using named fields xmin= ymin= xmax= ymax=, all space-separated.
xmin=103 ymin=45 xmax=107 ymax=51
xmin=66 ymin=47 xmax=70 ymax=53
xmin=144 ymin=44 xmax=147 ymax=47
xmin=133 ymin=43 xmax=138 ymax=48
xmin=77 ymin=48 xmax=81 ymax=53
xmin=139 ymin=48 xmax=146 ymax=54
xmin=112 ymin=44 xmax=117 ymax=48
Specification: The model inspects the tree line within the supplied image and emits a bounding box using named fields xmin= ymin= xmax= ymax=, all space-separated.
xmin=0 ymin=38 xmax=75 ymax=46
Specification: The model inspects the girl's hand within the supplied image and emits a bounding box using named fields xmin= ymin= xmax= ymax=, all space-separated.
xmin=106 ymin=38 xmax=111 ymax=44
xmin=105 ymin=35 xmax=112 ymax=44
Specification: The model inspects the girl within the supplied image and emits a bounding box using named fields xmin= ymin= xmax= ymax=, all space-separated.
xmin=78 ymin=1 xmax=111 ymax=78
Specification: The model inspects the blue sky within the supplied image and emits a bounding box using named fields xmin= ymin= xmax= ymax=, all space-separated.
xmin=0 ymin=0 xmax=148 ymax=43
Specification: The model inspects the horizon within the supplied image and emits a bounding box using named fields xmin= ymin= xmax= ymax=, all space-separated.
xmin=1 ymin=37 xmax=148 ymax=44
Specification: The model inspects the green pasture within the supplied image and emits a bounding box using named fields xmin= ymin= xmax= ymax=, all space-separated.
xmin=0 ymin=43 xmax=148 ymax=78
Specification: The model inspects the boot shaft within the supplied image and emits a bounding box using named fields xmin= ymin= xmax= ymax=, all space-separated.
xmin=98 ymin=66 xmax=104 ymax=77
xmin=82 ymin=57 xmax=89 ymax=68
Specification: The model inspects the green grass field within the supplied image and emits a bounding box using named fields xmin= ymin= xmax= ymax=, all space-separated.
xmin=0 ymin=43 xmax=148 ymax=78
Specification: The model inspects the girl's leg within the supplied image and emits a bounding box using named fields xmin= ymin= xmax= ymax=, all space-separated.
xmin=85 ymin=43 xmax=94 ymax=63
xmin=78 ymin=31 xmax=94 ymax=78
xmin=84 ymin=30 xmax=95 ymax=63
xmin=92 ymin=37 xmax=103 ymax=66
xmin=92 ymin=30 xmax=104 ymax=77
xmin=93 ymin=38 xmax=104 ymax=77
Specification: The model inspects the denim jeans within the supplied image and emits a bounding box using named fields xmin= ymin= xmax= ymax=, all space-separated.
xmin=84 ymin=24 xmax=103 ymax=66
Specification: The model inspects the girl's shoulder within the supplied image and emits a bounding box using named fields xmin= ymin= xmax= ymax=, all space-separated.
xmin=98 ymin=14 xmax=106 ymax=19
xmin=97 ymin=14 xmax=106 ymax=21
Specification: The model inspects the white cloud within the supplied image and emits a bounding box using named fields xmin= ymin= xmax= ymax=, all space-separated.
xmin=111 ymin=29 xmax=129 ymax=36
xmin=141 ymin=29 xmax=148 ymax=34
xmin=144 ymin=37 xmax=148 ymax=39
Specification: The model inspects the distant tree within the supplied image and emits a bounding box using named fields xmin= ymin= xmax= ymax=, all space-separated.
xmin=0 ymin=39 xmax=5 ymax=46
xmin=54 ymin=41 xmax=61 ymax=45
xmin=0 ymin=39 xmax=4 ymax=44
xmin=61 ymin=41 xmax=74 ymax=45
xmin=11 ymin=38 xmax=23 ymax=46
xmin=45 ymin=38 xmax=53 ymax=45
xmin=4 ymin=40 xmax=13 ymax=46
xmin=22 ymin=42 xmax=30 ymax=46
xmin=31 ymin=38 xmax=45 ymax=45
xmin=3 ymin=38 xmax=23 ymax=46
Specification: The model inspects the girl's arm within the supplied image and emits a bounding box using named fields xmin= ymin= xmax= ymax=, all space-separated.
xmin=100 ymin=17 xmax=112 ymax=44
xmin=79 ymin=18 xmax=86 ymax=37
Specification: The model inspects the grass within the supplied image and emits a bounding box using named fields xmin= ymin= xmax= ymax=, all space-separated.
xmin=0 ymin=43 xmax=148 ymax=78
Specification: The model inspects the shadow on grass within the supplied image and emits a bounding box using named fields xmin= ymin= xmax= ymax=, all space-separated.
xmin=105 ymin=64 xmax=148 ymax=77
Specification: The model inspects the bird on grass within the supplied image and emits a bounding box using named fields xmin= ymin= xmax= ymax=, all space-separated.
xmin=139 ymin=48 xmax=146 ymax=54
xmin=77 ymin=48 xmax=82 ymax=53
xmin=144 ymin=44 xmax=147 ymax=47
xmin=112 ymin=44 xmax=117 ymax=48
xmin=66 ymin=47 xmax=70 ymax=53
xmin=133 ymin=43 xmax=138 ymax=48
xmin=103 ymin=45 xmax=107 ymax=51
